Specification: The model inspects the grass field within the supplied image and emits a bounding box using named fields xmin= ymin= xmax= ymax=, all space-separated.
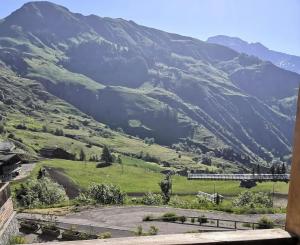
xmin=15 ymin=158 xmax=289 ymax=196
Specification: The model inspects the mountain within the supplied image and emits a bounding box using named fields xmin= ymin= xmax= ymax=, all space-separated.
xmin=207 ymin=35 xmax=300 ymax=75
xmin=0 ymin=1 xmax=299 ymax=167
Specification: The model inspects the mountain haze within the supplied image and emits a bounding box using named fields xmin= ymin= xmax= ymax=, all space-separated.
xmin=0 ymin=1 xmax=299 ymax=166
xmin=207 ymin=35 xmax=300 ymax=75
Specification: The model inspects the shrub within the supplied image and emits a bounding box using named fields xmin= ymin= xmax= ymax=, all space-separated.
xmin=141 ymin=192 xmax=163 ymax=206
xmin=134 ymin=225 xmax=145 ymax=236
xmin=98 ymin=232 xmax=112 ymax=239
xmin=148 ymin=226 xmax=159 ymax=235
xmin=257 ymin=216 xmax=274 ymax=229
xmin=196 ymin=194 xmax=211 ymax=208
xmin=162 ymin=212 xmax=178 ymax=222
xmin=178 ymin=216 xmax=186 ymax=223
xmin=233 ymin=191 xmax=272 ymax=209
xmin=74 ymin=193 xmax=94 ymax=205
xmin=15 ymin=177 xmax=68 ymax=208
xmin=197 ymin=215 xmax=208 ymax=224
xmin=191 ymin=218 xmax=195 ymax=223
xmin=9 ymin=235 xmax=26 ymax=244
xmin=143 ymin=215 xmax=154 ymax=222
xmin=87 ymin=183 xmax=125 ymax=205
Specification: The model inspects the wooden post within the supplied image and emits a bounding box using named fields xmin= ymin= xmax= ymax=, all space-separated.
xmin=234 ymin=221 xmax=237 ymax=230
xmin=286 ymin=88 xmax=300 ymax=236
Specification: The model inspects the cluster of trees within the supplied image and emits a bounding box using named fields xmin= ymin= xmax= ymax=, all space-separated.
xmin=78 ymin=145 xmax=114 ymax=164
xmin=137 ymin=151 xmax=160 ymax=163
xmin=270 ymin=163 xmax=287 ymax=175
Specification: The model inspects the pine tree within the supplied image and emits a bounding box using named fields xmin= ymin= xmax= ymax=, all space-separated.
xmin=159 ymin=174 xmax=172 ymax=204
xmin=101 ymin=145 xmax=113 ymax=164
xmin=79 ymin=149 xmax=86 ymax=161
xmin=281 ymin=163 xmax=286 ymax=174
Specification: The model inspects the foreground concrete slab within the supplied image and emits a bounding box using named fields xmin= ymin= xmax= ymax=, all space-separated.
xmin=31 ymin=229 xmax=296 ymax=245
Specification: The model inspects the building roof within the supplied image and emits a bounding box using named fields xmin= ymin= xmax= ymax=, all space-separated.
xmin=0 ymin=142 xmax=15 ymax=152
xmin=0 ymin=154 xmax=21 ymax=166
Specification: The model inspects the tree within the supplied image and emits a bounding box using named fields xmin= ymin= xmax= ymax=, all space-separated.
xmin=79 ymin=149 xmax=86 ymax=161
xmin=281 ymin=163 xmax=286 ymax=174
xmin=0 ymin=123 xmax=5 ymax=134
xmin=270 ymin=165 xmax=275 ymax=175
xmin=117 ymin=155 xmax=124 ymax=174
xmin=37 ymin=168 xmax=46 ymax=179
xmin=101 ymin=145 xmax=113 ymax=164
xmin=256 ymin=164 xmax=260 ymax=174
xmin=159 ymin=175 xmax=172 ymax=204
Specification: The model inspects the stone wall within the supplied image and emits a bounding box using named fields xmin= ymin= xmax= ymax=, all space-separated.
xmin=0 ymin=212 xmax=18 ymax=245
xmin=0 ymin=198 xmax=13 ymax=230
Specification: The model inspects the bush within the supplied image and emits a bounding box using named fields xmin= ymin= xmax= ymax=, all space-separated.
xmin=148 ymin=225 xmax=159 ymax=235
xmin=134 ymin=225 xmax=145 ymax=236
xmin=98 ymin=232 xmax=112 ymax=239
xmin=178 ymin=216 xmax=186 ymax=223
xmin=143 ymin=215 xmax=154 ymax=222
xmin=141 ymin=192 xmax=163 ymax=205
xmin=257 ymin=216 xmax=274 ymax=229
xmin=9 ymin=235 xmax=26 ymax=244
xmin=197 ymin=215 xmax=208 ymax=224
xmin=15 ymin=177 xmax=68 ymax=208
xmin=87 ymin=183 xmax=125 ymax=205
xmin=162 ymin=212 xmax=178 ymax=222
xmin=196 ymin=194 xmax=211 ymax=208
xmin=233 ymin=191 xmax=272 ymax=209
xmin=74 ymin=193 xmax=94 ymax=205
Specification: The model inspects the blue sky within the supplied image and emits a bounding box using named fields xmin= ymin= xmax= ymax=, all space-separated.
xmin=1 ymin=0 xmax=300 ymax=56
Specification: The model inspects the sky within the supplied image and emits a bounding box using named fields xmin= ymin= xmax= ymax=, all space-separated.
xmin=1 ymin=0 xmax=300 ymax=56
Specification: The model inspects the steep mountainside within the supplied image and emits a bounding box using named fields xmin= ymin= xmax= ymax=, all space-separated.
xmin=207 ymin=35 xmax=300 ymax=75
xmin=0 ymin=1 xmax=299 ymax=166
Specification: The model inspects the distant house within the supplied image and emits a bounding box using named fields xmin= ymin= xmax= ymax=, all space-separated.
xmin=0 ymin=154 xmax=22 ymax=181
xmin=40 ymin=147 xmax=75 ymax=160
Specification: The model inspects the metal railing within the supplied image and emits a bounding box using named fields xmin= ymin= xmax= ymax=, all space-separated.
xmin=188 ymin=173 xmax=290 ymax=181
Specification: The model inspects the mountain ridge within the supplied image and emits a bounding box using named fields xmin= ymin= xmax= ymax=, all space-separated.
xmin=0 ymin=1 xmax=298 ymax=166
xmin=207 ymin=35 xmax=300 ymax=75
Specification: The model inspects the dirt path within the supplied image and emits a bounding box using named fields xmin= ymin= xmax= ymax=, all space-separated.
xmin=44 ymin=167 xmax=80 ymax=199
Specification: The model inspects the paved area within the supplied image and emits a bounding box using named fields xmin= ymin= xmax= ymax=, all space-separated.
xmin=14 ymin=163 xmax=36 ymax=180
xmin=18 ymin=206 xmax=286 ymax=237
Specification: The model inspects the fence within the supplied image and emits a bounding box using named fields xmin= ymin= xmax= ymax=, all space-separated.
xmin=188 ymin=173 xmax=290 ymax=181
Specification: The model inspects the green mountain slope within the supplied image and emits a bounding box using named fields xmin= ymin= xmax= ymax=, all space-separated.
xmin=0 ymin=1 xmax=298 ymax=166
